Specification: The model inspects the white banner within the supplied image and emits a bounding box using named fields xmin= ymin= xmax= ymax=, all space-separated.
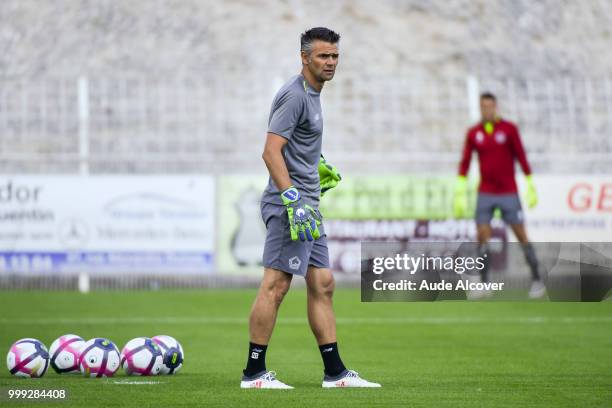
xmin=521 ymin=175 xmax=612 ymax=242
xmin=0 ymin=176 xmax=215 ymax=274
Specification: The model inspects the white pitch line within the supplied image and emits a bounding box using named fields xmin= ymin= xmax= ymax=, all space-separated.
xmin=111 ymin=380 xmax=164 ymax=385
xmin=0 ymin=316 xmax=611 ymax=325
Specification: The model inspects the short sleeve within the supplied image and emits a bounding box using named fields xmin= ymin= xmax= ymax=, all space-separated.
xmin=267 ymin=91 xmax=304 ymax=140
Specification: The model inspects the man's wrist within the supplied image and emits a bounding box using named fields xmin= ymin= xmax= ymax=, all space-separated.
xmin=280 ymin=186 xmax=300 ymax=205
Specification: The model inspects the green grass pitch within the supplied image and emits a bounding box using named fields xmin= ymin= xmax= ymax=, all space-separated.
xmin=0 ymin=289 xmax=610 ymax=407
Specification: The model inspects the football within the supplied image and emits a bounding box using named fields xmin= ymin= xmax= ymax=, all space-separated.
xmin=6 ymin=338 xmax=50 ymax=378
xmin=78 ymin=338 xmax=121 ymax=377
xmin=152 ymin=335 xmax=184 ymax=374
xmin=120 ymin=337 xmax=164 ymax=376
xmin=49 ymin=334 xmax=85 ymax=374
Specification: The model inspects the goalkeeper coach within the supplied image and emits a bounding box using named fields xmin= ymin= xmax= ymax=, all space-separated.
xmin=240 ymin=27 xmax=380 ymax=389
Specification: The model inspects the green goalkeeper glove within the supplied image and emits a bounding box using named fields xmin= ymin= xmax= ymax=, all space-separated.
xmin=280 ymin=186 xmax=321 ymax=242
xmin=453 ymin=175 xmax=468 ymax=218
xmin=318 ymin=155 xmax=342 ymax=196
xmin=524 ymin=175 xmax=538 ymax=209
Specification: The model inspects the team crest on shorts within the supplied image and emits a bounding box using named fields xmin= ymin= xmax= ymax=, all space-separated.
xmin=288 ymin=256 xmax=301 ymax=270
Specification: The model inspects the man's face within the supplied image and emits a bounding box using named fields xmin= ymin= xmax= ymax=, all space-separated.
xmin=480 ymin=98 xmax=497 ymax=122
xmin=301 ymin=40 xmax=339 ymax=82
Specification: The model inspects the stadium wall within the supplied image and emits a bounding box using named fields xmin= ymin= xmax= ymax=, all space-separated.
xmin=1 ymin=174 xmax=611 ymax=290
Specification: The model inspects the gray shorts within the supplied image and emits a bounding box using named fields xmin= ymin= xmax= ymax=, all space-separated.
xmin=475 ymin=193 xmax=524 ymax=225
xmin=261 ymin=201 xmax=330 ymax=277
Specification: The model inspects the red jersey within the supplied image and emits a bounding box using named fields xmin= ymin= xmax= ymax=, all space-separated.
xmin=458 ymin=119 xmax=531 ymax=194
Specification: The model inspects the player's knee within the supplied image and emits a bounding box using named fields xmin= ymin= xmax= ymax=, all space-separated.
xmin=477 ymin=225 xmax=491 ymax=243
xmin=262 ymin=277 xmax=291 ymax=306
xmin=312 ymin=274 xmax=335 ymax=298
xmin=516 ymin=233 xmax=529 ymax=244
xmin=322 ymin=277 xmax=335 ymax=298
xmin=274 ymin=280 xmax=291 ymax=304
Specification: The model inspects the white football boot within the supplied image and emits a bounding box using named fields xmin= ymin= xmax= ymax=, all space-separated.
xmin=528 ymin=280 xmax=546 ymax=299
xmin=467 ymin=288 xmax=494 ymax=300
xmin=466 ymin=274 xmax=494 ymax=300
xmin=322 ymin=370 xmax=381 ymax=388
xmin=240 ymin=371 xmax=294 ymax=389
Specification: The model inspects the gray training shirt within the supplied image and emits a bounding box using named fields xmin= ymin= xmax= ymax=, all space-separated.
xmin=261 ymin=74 xmax=323 ymax=206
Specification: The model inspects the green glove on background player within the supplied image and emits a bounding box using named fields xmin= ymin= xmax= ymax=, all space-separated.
xmin=524 ymin=175 xmax=538 ymax=209
xmin=453 ymin=175 xmax=468 ymax=218
xmin=280 ymin=186 xmax=321 ymax=242
xmin=318 ymin=155 xmax=342 ymax=196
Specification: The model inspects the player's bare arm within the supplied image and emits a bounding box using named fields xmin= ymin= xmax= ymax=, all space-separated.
xmin=262 ymin=132 xmax=292 ymax=191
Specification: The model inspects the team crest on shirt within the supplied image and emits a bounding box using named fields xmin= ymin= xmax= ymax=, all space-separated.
xmin=314 ymin=113 xmax=320 ymax=122
xmin=495 ymin=132 xmax=506 ymax=144
xmin=475 ymin=131 xmax=484 ymax=144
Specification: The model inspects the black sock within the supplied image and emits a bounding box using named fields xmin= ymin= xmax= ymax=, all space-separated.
xmin=243 ymin=342 xmax=267 ymax=378
xmin=522 ymin=243 xmax=540 ymax=280
xmin=319 ymin=342 xmax=346 ymax=377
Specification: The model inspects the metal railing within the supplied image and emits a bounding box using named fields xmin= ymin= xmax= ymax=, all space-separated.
xmin=1 ymin=75 xmax=610 ymax=174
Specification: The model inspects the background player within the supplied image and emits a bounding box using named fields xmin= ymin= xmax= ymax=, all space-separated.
xmin=240 ymin=27 xmax=381 ymax=389
xmin=454 ymin=92 xmax=546 ymax=299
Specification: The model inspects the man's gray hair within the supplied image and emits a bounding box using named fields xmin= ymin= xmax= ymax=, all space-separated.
xmin=300 ymin=27 xmax=340 ymax=54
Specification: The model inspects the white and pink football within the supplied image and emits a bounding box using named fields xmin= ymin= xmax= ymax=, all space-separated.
xmin=49 ymin=334 xmax=85 ymax=374
xmin=6 ymin=338 xmax=50 ymax=378
xmin=78 ymin=338 xmax=120 ymax=377
xmin=121 ymin=337 xmax=163 ymax=376
xmin=152 ymin=335 xmax=184 ymax=374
